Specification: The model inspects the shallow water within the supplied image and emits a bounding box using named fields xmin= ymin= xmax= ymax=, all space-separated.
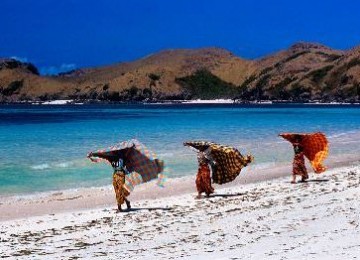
xmin=1 ymin=103 xmax=360 ymax=195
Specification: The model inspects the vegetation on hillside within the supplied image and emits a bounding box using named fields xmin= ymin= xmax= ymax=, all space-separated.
xmin=175 ymin=69 xmax=239 ymax=99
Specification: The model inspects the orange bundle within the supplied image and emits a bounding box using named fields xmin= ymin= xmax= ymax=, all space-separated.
xmin=279 ymin=132 xmax=329 ymax=173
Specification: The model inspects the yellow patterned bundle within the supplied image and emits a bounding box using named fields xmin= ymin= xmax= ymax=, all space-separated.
xmin=184 ymin=141 xmax=253 ymax=185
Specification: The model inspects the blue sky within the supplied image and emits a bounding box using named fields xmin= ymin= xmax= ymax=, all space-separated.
xmin=1 ymin=0 xmax=360 ymax=74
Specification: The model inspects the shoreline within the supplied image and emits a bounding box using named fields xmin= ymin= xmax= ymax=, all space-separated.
xmin=1 ymin=99 xmax=360 ymax=105
xmin=1 ymin=154 xmax=359 ymax=222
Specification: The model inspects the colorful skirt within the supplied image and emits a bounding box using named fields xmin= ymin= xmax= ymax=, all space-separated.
xmin=293 ymin=153 xmax=308 ymax=180
xmin=196 ymin=164 xmax=214 ymax=196
xmin=113 ymin=172 xmax=130 ymax=206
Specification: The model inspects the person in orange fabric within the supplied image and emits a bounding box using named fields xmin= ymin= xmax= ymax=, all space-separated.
xmin=291 ymin=135 xmax=309 ymax=184
xmin=111 ymin=159 xmax=131 ymax=212
xmin=196 ymin=151 xmax=214 ymax=198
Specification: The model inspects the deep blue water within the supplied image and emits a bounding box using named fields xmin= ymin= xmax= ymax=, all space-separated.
xmin=1 ymin=103 xmax=360 ymax=195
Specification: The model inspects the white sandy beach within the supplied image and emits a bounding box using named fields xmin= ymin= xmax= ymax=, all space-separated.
xmin=1 ymin=161 xmax=360 ymax=259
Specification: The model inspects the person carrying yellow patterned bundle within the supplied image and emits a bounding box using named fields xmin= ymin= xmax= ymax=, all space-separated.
xmin=184 ymin=141 xmax=253 ymax=198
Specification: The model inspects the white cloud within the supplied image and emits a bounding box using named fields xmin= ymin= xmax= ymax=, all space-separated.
xmin=10 ymin=56 xmax=28 ymax=62
xmin=40 ymin=63 xmax=76 ymax=75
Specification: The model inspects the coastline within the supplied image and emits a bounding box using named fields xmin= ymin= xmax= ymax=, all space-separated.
xmin=1 ymin=153 xmax=359 ymax=222
xmin=1 ymin=163 xmax=359 ymax=259
xmin=2 ymin=99 xmax=360 ymax=105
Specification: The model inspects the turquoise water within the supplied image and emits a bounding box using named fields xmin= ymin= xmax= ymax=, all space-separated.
xmin=1 ymin=104 xmax=360 ymax=195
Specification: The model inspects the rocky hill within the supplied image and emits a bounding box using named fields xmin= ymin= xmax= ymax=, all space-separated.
xmin=1 ymin=42 xmax=360 ymax=102
xmin=240 ymin=42 xmax=359 ymax=102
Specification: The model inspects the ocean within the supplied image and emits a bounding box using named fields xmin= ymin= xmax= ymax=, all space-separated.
xmin=1 ymin=103 xmax=360 ymax=196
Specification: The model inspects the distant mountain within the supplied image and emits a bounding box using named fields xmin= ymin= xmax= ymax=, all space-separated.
xmin=243 ymin=42 xmax=359 ymax=102
xmin=1 ymin=42 xmax=360 ymax=102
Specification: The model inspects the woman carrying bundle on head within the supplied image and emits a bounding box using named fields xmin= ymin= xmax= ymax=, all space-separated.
xmin=184 ymin=141 xmax=253 ymax=199
xmin=279 ymin=132 xmax=329 ymax=184
xmin=88 ymin=139 xmax=166 ymax=212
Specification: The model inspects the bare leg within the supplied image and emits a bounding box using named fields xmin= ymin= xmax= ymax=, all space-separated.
xmin=125 ymin=198 xmax=131 ymax=209
xmin=291 ymin=175 xmax=296 ymax=184
xmin=301 ymin=172 xmax=309 ymax=182
xmin=205 ymin=190 xmax=213 ymax=197
xmin=210 ymin=185 xmax=214 ymax=195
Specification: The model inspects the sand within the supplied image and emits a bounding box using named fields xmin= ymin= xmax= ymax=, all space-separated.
xmin=1 ymin=164 xmax=360 ymax=259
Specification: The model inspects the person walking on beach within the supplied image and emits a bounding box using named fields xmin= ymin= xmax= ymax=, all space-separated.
xmin=111 ymin=159 xmax=131 ymax=212
xmin=291 ymin=135 xmax=308 ymax=184
xmin=196 ymin=151 xmax=214 ymax=198
xmin=279 ymin=132 xmax=329 ymax=184
xmin=88 ymin=139 xmax=166 ymax=212
xmin=184 ymin=141 xmax=253 ymax=198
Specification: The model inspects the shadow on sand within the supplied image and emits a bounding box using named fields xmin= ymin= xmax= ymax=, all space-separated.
xmin=306 ymin=179 xmax=330 ymax=183
xmin=207 ymin=192 xmax=246 ymax=198
xmin=119 ymin=207 xmax=173 ymax=213
xmin=291 ymin=179 xmax=330 ymax=184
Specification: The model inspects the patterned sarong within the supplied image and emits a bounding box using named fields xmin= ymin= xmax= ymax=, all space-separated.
xmin=113 ymin=171 xmax=130 ymax=206
xmin=196 ymin=163 xmax=214 ymax=195
xmin=293 ymin=151 xmax=308 ymax=179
